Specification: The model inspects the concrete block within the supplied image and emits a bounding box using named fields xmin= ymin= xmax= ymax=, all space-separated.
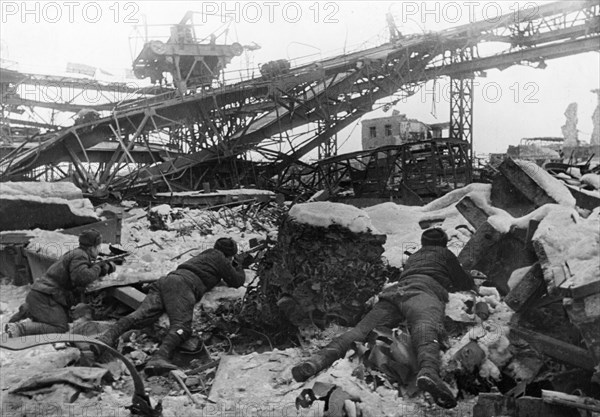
xmin=505 ymin=263 xmax=546 ymax=312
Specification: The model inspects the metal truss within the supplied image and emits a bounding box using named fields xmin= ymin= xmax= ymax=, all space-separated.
xmin=1 ymin=1 xmax=598 ymax=197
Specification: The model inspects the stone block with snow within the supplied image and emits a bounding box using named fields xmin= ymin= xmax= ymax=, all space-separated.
xmin=492 ymin=158 xmax=576 ymax=218
xmin=0 ymin=182 xmax=98 ymax=231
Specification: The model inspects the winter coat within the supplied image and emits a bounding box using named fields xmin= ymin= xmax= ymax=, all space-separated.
xmin=398 ymin=245 xmax=475 ymax=302
xmin=173 ymin=248 xmax=246 ymax=300
xmin=31 ymin=247 xmax=103 ymax=307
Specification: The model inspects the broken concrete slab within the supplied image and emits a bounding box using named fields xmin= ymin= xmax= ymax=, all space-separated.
xmin=0 ymin=195 xmax=98 ymax=231
xmin=491 ymin=174 xmax=538 ymax=218
xmin=498 ymin=158 xmax=576 ymax=209
xmin=456 ymin=195 xmax=490 ymax=230
xmin=505 ymin=263 xmax=547 ymax=312
xmin=458 ymin=221 xmax=537 ymax=294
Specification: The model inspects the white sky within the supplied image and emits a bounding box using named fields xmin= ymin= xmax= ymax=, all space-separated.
xmin=1 ymin=0 xmax=599 ymax=156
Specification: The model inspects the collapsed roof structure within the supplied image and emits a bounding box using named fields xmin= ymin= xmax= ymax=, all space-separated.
xmin=0 ymin=1 xmax=598 ymax=200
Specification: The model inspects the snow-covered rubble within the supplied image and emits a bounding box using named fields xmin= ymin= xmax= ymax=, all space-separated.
xmin=1 ymin=181 xmax=85 ymax=200
xmin=365 ymin=183 xmax=491 ymax=266
xmin=288 ymin=201 xmax=376 ymax=234
xmin=532 ymin=205 xmax=600 ymax=291
xmin=443 ymin=287 xmax=514 ymax=380
xmin=114 ymin=203 xmax=280 ymax=283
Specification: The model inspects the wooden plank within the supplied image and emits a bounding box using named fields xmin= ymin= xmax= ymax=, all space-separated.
xmin=509 ymin=325 xmax=596 ymax=370
xmin=108 ymin=286 xmax=146 ymax=309
xmin=86 ymin=272 xmax=160 ymax=292
xmin=542 ymin=390 xmax=600 ymax=413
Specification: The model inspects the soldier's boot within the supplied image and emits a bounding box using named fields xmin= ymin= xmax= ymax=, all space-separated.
xmin=91 ymin=318 xmax=134 ymax=357
xmin=416 ymin=368 xmax=457 ymax=409
xmin=416 ymin=341 xmax=456 ymax=409
xmin=8 ymin=303 xmax=29 ymax=323
xmin=4 ymin=323 xmax=23 ymax=338
xmin=291 ymin=347 xmax=342 ymax=382
xmin=144 ymin=333 xmax=181 ymax=376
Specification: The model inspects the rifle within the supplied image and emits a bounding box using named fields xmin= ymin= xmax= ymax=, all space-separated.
xmin=95 ymin=246 xmax=132 ymax=265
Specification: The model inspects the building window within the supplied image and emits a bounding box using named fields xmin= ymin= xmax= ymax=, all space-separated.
xmin=385 ymin=124 xmax=392 ymax=136
xmin=369 ymin=126 xmax=377 ymax=138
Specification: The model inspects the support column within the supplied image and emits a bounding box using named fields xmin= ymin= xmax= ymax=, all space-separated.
xmin=448 ymin=47 xmax=475 ymax=161
xmin=317 ymin=119 xmax=338 ymax=160
xmin=449 ymin=75 xmax=474 ymax=158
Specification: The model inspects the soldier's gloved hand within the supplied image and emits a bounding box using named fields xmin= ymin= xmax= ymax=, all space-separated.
xmin=99 ymin=261 xmax=116 ymax=276
xmin=99 ymin=261 xmax=110 ymax=276
xmin=106 ymin=261 xmax=117 ymax=275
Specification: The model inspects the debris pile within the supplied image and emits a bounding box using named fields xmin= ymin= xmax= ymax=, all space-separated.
xmin=143 ymin=201 xmax=284 ymax=236
xmin=447 ymin=158 xmax=600 ymax=415
xmin=1 ymin=157 xmax=599 ymax=415
xmin=544 ymin=162 xmax=600 ymax=211
xmin=245 ymin=202 xmax=399 ymax=339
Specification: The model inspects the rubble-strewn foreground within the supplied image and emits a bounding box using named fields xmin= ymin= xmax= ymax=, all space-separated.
xmin=1 ymin=158 xmax=599 ymax=416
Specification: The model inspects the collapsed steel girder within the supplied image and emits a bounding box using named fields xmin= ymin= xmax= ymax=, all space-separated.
xmin=1 ymin=0 xmax=598 ymax=194
xmin=271 ymin=140 xmax=472 ymax=199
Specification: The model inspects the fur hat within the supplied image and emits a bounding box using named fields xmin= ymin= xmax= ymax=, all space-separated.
xmin=79 ymin=229 xmax=102 ymax=248
xmin=421 ymin=228 xmax=448 ymax=247
xmin=214 ymin=237 xmax=238 ymax=257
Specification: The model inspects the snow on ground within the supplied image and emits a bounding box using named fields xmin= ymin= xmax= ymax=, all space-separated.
xmin=207 ymin=346 xmax=475 ymax=417
xmin=288 ymin=201 xmax=376 ymax=234
xmin=365 ymin=184 xmax=492 ymax=267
